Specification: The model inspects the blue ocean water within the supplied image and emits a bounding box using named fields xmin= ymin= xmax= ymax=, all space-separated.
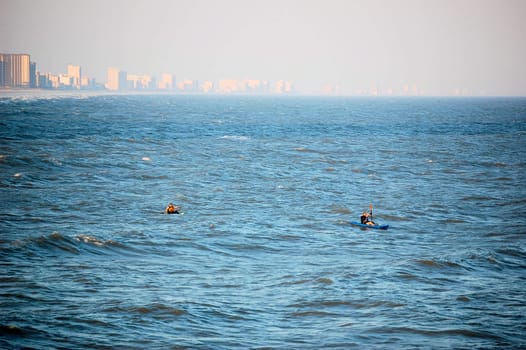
xmin=1 ymin=93 xmax=525 ymax=349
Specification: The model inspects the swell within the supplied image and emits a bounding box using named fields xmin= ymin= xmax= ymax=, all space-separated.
xmin=404 ymin=247 xmax=526 ymax=281
xmin=1 ymin=96 xmax=525 ymax=349
xmin=0 ymin=324 xmax=50 ymax=339
xmin=103 ymin=302 xmax=186 ymax=319
xmin=4 ymin=232 xmax=140 ymax=257
xmin=368 ymin=326 xmax=503 ymax=340
xmin=289 ymin=299 xmax=405 ymax=310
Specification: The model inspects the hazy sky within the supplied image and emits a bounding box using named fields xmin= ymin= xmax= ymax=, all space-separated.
xmin=1 ymin=0 xmax=525 ymax=95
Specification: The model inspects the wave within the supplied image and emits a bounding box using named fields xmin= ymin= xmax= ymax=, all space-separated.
xmin=441 ymin=218 xmax=467 ymax=224
xmin=329 ymin=205 xmax=351 ymax=215
xmin=0 ymin=324 xmax=25 ymax=336
xmin=412 ymin=247 xmax=526 ymax=274
xmin=289 ymin=299 xmax=405 ymax=310
xmin=461 ymin=195 xmax=498 ymax=202
xmin=494 ymin=247 xmax=526 ymax=269
xmin=279 ymin=276 xmax=335 ymax=287
xmin=291 ymin=310 xmax=339 ymax=317
xmin=0 ymin=324 xmax=49 ymax=338
xmin=496 ymin=247 xmax=526 ymax=260
xmin=75 ymin=234 xmax=128 ymax=249
xmin=367 ymin=326 xmax=503 ymax=340
xmin=294 ymin=147 xmax=319 ymax=153
xmin=7 ymin=232 xmax=136 ymax=256
xmin=381 ymin=214 xmax=412 ymax=222
xmin=414 ymin=259 xmax=465 ymax=269
xmin=103 ymin=303 xmax=186 ymax=319
xmin=220 ymin=135 xmax=249 ymax=141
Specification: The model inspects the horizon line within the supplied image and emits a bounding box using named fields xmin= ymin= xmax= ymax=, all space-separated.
xmin=2 ymin=88 xmax=526 ymax=98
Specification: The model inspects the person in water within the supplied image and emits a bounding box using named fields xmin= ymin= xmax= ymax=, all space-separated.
xmin=165 ymin=203 xmax=180 ymax=214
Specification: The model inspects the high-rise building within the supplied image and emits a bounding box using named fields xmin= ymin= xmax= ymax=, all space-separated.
xmin=159 ymin=73 xmax=176 ymax=90
xmin=30 ymin=62 xmax=36 ymax=88
xmin=127 ymin=74 xmax=155 ymax=90
xmin=0 ymin=53 xmax=32 ymax=88
xmin=275 ymin=80 xmax=293 ymax=94
xmin=217 ymin=79 xmax=239 ymax=93
xmin=201 ymin=81 xmax=214 ymax=93
xmin=177 ymin=79 xmax=199 ymax=92
xmin=36 ymin=72 xmax=51 ymax=89
xmin=67 ymin=64 xmax=82 ymax=89
xmin=106 ymin=67 xmax=127 ymax=90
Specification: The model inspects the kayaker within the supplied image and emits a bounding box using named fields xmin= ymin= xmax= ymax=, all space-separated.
xmin=165 ymin=203 xmax=180 ymax=214
xmin=360 ymin=212 xmax=369 ymax=224
xmin=360 ymin=211 xmax=375 ymax=225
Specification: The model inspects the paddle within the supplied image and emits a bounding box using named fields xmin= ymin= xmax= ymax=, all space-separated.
xmin=369 ymin=204 xmax=373 ymax=223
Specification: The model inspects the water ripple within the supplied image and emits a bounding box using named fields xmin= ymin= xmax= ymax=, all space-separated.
xmin=1 ymin=95 xmax=525 ymax=349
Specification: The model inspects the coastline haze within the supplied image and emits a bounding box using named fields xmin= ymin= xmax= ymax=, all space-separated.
xmin=1 ymin=0 xmax=526 ymax=95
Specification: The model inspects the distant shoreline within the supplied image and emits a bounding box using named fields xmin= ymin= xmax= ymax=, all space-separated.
xmin=1 ymin=88 xmax=525 ymax=99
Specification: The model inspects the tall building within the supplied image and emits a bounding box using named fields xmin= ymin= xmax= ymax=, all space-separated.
xmin=67 ymin=64 xmax=81 ymax=89
xmin=106 ymin=67 xmax=127 ymax=90
xmin=275 ymin=80 xmax=293 ymax=94
xmin=218 ymin=79 xmax=240 ymax=93
xmin=127 ymin=74 xmax=155 ymax=89
xmin=177 ymin=79 xmax=199 ymax=92
xmin=36 ymin=72 xmax=52 ymax=89
xmin=158 ymin=73 xmax=176 ymax=90
xmin=201 ymin=81 xmax=214 ymax=93
xmin=0 ymin=53 xmax=32 ymax=88
xmin=30 ymin=62 xmax=36 ymax=88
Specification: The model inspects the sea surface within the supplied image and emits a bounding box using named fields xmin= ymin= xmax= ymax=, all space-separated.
xmin=1 ymin=93 xmax=525 ymax=349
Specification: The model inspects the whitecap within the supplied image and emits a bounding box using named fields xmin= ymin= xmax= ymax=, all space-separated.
xmin=13 ymin=173 xmax=22 ymax=178
xmin=294 ymin=147 xmax=316 ymax=153
xmin=49 ymin=157 xmax=63 ymax=166
xmin=76 ymin=234 xmax=105 ymax=246
xmin=142 ymin=157 xmax=151 ymax=161
xmin=220 ymin=135 xmax=249 ymax=141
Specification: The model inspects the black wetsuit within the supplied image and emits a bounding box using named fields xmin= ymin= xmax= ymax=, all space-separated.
xmin=360 ymin=214 xmax=367 ymax=224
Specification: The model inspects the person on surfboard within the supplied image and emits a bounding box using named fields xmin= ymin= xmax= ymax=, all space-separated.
xmin=165 ymin=203 xmax=181 ymax=214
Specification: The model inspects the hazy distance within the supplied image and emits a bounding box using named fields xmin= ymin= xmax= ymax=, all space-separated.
xmin=1 ymin=0 xmax=525 ymax=95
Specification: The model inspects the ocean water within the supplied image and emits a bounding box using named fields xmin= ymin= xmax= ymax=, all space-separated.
xmin=0 ymin=93 xmax=525 ymax=349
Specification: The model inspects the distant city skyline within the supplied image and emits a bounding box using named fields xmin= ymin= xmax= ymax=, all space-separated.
xmin=1 ymin=53 xmax=523 ymax=96
xmin=1 ymin=53 xmax=299 ymax=94
xmin=1 ymin=0 xmax=526 ymax=96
